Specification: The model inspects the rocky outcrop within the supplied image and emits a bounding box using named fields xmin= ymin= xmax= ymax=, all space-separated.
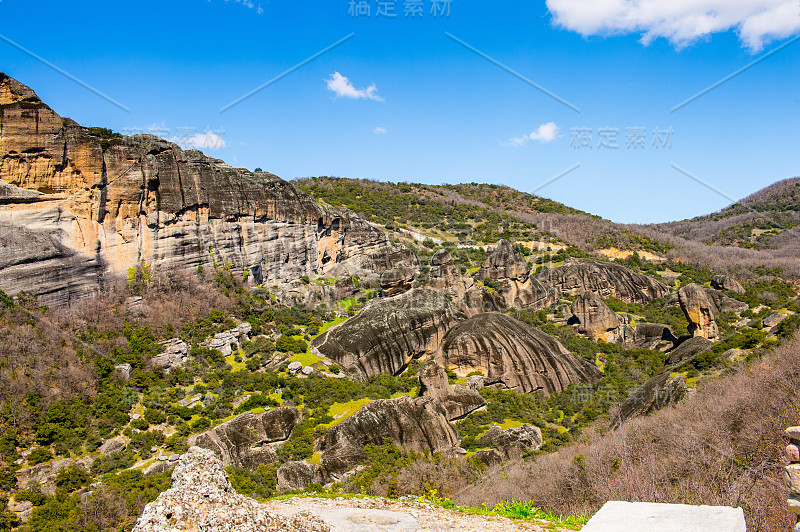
xmin=427 ymin=250 xmax=472 ymax=301
xmin=187 ymin=408 xmax=302 ymax=468
xmin=702 ymin=286 xmax=749 ymax=315
xmin=460 ymin=285 xmax=506 ymax=317
xmin=678 ymin=284 xmax=719 ymax=340
xmin=319 ymin=396 xmax=459 ymax=477
xmin=417 ymin=360 xmax=485 ymax=421
xmin=475 ymin=240 xmax=529 ymax=281
xmin=312 ymin=288 xmax=466 ymax=379
xmin=476 ymin=425 xmax=543 ymax=461
xmin=471 ymin=449 xmax=502 ymax=467
xmin=438 ymin=313 xmax=602 ymax=395
xmin=614 ymin=371 xmax=688 ymax=427
xmin=151 ymin=338 xmax=189 ymax=371
xmin=665 ymin=336 xmax=713 ymax=365
xmin=570 ymin=291 xmax=628 ymax=343
xmin=537 ymin=259 xmax=671 ymax=304
xmin=277 ymin=461 xmax=324 ymax=492
xmin=497 ymin=277 xmax=559 ymax=311
xmin=711 ymin=275 xmax=745 ymax=294
xmin=133 ymin=447 xmax=328 ymax=532
xmin=16 ymin=454 xmax=96 ymax=494
xmin=0 ymin=73 xmax=401 ymax=307
xmin=631 ymin=323 xmax=678 ymax=351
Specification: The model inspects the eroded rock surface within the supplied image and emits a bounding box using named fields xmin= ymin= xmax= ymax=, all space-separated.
xmin=187 ymin=408 xmax=302 ymax=468
xmin=0 ymin=73 xmax=400 ymax=306
xmin=428 ymin=250 xmax=473 ymax=301
xmin=417 ymin=360 xmax=485 ymax=421
xmin=570 ymin=291 xmax=626 ymax=343
xmin=438 ymin=312 xmax=602 ymax=395
xmin=319 ymin=396 xmax=459 ymax=477
xmin=614 ymin=371 xmax=688 ymax=427
xmin=711 ymin=275 xmax=745 ymax=294
xmin=461 ymin=285 xmax=506 ymax=317
xmin=537 ymin=259 xmax=670 ymax=304
xmin=678 ymin=284 xmax=719 ymax=340
xmin=475 ymin=240 xmax=529 ymax=281
xmin=477 ymin=425 xmax=543 ymax=460
xmin=312 ymin=288 xmax=466 ymax=379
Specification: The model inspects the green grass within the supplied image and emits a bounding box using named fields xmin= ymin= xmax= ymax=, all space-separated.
xmin=316 ymin=316 xmax=347 ymax=337
xmin=287 ymin=351 xmax=321 ymax=366
xmin=321 ymin=398 xmax=371 ymax=428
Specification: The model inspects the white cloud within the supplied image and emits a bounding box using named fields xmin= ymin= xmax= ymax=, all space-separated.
xmin=172 ymin=131 xmax=227 ymax=150
xmin=373 ymin=127 xmax=387 ymax=134
xmin=325 ymin=72 xmax=384 ymax=102
xmin=503 ymin=122 xmax=560 ymax=147
xmin=546 ymin=0 xmax=800 ymax=51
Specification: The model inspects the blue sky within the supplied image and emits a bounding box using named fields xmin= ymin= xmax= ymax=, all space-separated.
xmin=1 ymin=0 xmax=798 ymax=223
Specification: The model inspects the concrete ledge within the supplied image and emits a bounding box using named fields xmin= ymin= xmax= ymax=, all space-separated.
xmin=582 ymin=501 xmax=746 ymax=532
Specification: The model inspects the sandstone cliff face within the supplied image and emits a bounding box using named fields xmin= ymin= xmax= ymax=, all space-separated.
xmin=438 ymin=312 xmax=602 ymax=395
xmin=537 ymin=259 xmax=671 ymax=304
xmin=678 ymin=284 xmax=719 ymax=340
xmin=0 ymin=73 xmax=398 ymax=306
xmin=311 ymin=288 xmax=466 ymax=379
xmin=186 ymin=408 xmax=302 ymax=468
xmin=319 ymin=396 xmax=459 ymax=477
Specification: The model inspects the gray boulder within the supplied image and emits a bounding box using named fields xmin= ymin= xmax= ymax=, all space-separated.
xmin=665 ymin=336 xmax=713 ymax=365
xmin=277 ymin=461 xmax=323 ymax=492
xmin=711 ymin=275 xmax=745 ymax=294
xmin=614 ymin=371 xmax=688 ymax=427
xmin=476 ymin=425 xmax=543 ymax=460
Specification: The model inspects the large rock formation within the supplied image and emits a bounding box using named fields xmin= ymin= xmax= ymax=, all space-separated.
xmin=311 ymin=288 xmax=466 ymax=379
xmin=499 ymin=277 xmax=559 ymax=311
xmin=678 ymin=284 xmax=719 ymax=340
xmin=417 ymin=360 xmax=485 ymax=421
xmin=133 ymin=447 xmax=328 ymax=532
xmin=438 ymin=312 xmax=602 ymax=395
xmin=187 ymin=408 xmax=302 ymax=468
xmin=536 ymin=259 xmax=671 ymax=304
xmin=570 ymin=291 xmax=628 ymax=343
xmin=475 ymin=240 xmax=529 ymax=281
xmin=460 ymin=285 xmax=506 ymax=317
xmin=16 ymin=454 xmax=96 ymax=495
xmin=427 ymin=249 xmax=472 ymax=301
xmin=711 ymin=275 xmax=745 ymax=294
xmin=665 ymin=336 xmax=713 ymax=365
xmin=319 ymin=396 xmax=459 ymax=477
xmin=0 ymin=73 xmax=400 ymax=306
xmin=702 ymin=286 xmax=749 ymax=315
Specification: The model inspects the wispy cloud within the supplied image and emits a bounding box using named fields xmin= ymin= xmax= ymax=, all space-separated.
xmin=373 ymin=127 xmax=387 ymax=134
xmin=171 ymin=131 xmax=227 ymax=150
xmin=503 ymin=122 xmax=560 ymax=147
xmin=325 ymin=72 xmax=384 ymax=101
xmin=546 ymin=0 xmax=800 ymax=51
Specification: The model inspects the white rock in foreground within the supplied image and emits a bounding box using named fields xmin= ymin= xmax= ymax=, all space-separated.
xmin=581 ymin=501 xmax=746 ymax=532
xmin=133 ymin=446 xmax=328 ymax=532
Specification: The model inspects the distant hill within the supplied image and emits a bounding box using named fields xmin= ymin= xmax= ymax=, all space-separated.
xmin=296 ymin=177 xmax=800 ymax=280
xmin=653 ymin=177 xmax=800 ymax=250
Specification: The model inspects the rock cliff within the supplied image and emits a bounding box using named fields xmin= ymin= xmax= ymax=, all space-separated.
xmin=0 ymin=73 xmax=399 ymax=306
xmin=417 ymin=360 xmax=485 ymax=421
xmin=438 ymin=312 xmax=602 ymax=395
xmin=678 ymin=284 xmax=719 ymax=340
